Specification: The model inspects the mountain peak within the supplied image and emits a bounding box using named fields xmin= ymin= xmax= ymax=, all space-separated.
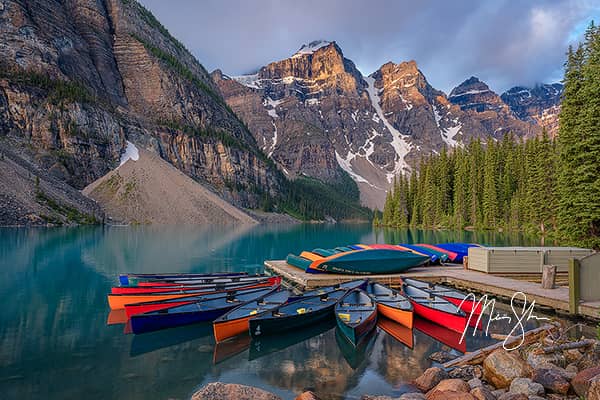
xmin=292 ymin=40 xmax=334 ymax=57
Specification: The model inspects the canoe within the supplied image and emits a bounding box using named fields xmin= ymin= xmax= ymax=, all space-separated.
xmin=417 ymin=244 xmax=458 ymax=262
xmin=249 ymin=289 xmax=347 ymax=338
xmin=286 ymin=254 xmax=324 ymax=274
xmin=335 ymin=289 xmax=378 ymax=346
xmin=399 ymin=244 xmax=447 ymax=264
xmin=107 ymin=276 xmax=281 ymax=310
xmin=377 ymin=316 xmax=414 ymax=349
xmin=435 ymin=243 xmax=481 ymax=263
xmin=402 ymin=284 xmax=467 ymax=334
xmin=413 ymin=316 xmax=467 ymax=353
xmin=401 ymin=278 xmax=482 ymax=315
xmin=129 ymin=286 xmax=278 ymax=334
xmin=309 ymin=248 xmax=429 ymax=275
xmin=119 ymin=272 xmax=247 ymax=286
xmin=213 ymin=290 xmax=290 ymax=343
xmin=124 ymin=282 xmax=281 ymax=317
xmin=287 ymin=279 xmax=367 ymax=302
xmin=112 ymin=275 xmax=270 ymax=294
xmin=366 ymin=282 xmax=414 ymax=329
xmin=134 ymin=274 xmax=268 ymax=287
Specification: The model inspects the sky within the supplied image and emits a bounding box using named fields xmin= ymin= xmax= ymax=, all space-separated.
xmin=139 ymin=0 xmax=600 ymax=93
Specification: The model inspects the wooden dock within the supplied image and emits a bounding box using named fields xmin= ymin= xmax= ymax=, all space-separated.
xmin=264 ymin=260 xmax=600 ymax=320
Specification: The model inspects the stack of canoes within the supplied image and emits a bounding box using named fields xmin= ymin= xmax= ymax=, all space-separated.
xmin=286 ymin=244 xmax=430 ymax=275
xmin=107 ymin=272 xmax=283 ymax=333
xmin=286 ymin=242 xmax=481 ymax=274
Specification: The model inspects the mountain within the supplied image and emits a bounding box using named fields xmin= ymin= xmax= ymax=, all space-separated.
xmin=216 ymin=42 xmax=556 ymax=209
xmin=501 ymin=83 xmax=563 ymax=136
xmin=0 ymin=0 xmax=368 ymax=224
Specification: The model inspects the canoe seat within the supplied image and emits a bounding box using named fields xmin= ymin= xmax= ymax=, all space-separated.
xmin=250 ymin=310 xmax=258 ymax=315
xmin=355 ymin=317 xmax=362 ymax=323
xmin=337 ymin=313 xmax=350 ymax=322
xmin=296 ymin=308 xmax=306 ymax=314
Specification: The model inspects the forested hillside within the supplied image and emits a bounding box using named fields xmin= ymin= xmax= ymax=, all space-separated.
xmin=377 ymin=22 xmax=600 ymax=248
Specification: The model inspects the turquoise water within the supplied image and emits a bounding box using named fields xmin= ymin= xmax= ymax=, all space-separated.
xmin=0 ymin=225 xmax=544 ymax=400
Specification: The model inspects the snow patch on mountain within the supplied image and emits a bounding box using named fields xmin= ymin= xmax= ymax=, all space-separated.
xmin=293 ymin=40 xmax=331 ymax=57
xmin=433 ymin=104 xmax=462 ymax=147
xmin=231 ymin=73 xmax=262 ymax=89
xmin=364 ymin=76 xmax=411 ymax=181
xmin=335 ymin=151 xmax=369 ymax=183
xmin=119 ymin=141 xmax=139 ymax=167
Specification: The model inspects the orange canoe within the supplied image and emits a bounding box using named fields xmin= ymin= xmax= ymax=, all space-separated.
xmin=107 ymin=277 xmax=280 ymax=310
xmin=213 ymin=290 xmax=289 ymax=343
xmin=377 ymin=302 xmax=414 ymax=329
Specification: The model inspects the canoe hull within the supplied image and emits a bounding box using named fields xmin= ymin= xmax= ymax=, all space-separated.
xmin=108 ymin=277 xmax=280 ymax=310
xmin=336 ymin=309 xmax=377 ymax=347
xmin=130 ymin=307 xmax=231 ymax=334
xmin=249 ymin=304 xmax=333 ymax=338
xmin=377 ymin=302 xmax=413 ymax=329
xmin=409 ymin=300 xmax=466 ymax=334
xmin=213 ymin=316 xmax=252 ymax=343
xmin=311 ymin=249 xmax=429 ymax=275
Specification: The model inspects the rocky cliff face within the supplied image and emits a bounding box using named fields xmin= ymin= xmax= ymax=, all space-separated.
xmin=501 ymin=83 xmax=563 ymax=137
xmin=0 ymin=0 xmax=283 ymax=224
xmin=217 ymin=42 xmax=557 ymax=209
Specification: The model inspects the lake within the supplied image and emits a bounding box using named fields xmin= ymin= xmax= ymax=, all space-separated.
xmin=0 ymin=224 xmax=548 ymax=400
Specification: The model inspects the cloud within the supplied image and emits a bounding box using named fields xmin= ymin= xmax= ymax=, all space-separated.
xmin=139 ymin=0 xmax=599 ymax=93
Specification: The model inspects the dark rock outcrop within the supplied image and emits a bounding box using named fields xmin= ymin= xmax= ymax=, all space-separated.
xmin=0 ymin=0 xmax=283 ymax=225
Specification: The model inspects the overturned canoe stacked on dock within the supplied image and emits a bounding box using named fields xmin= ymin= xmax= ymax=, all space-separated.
xmin=286 ymin=244 xmax=430 ymax=275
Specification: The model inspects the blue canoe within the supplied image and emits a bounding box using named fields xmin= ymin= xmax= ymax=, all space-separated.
xmin=435 ymin=243 xmax=481 ymax=263
xmin=399 ymin=244 xmax=442 ymax=264
xmin=129 ymin=286 xmax=278 ymax=334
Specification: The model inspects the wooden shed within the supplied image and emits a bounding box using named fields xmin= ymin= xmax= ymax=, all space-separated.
xmin=467 ymin=247 xmax=594 ymax=274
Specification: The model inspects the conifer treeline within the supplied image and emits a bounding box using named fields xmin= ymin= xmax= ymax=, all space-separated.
xmin=376 ymin=22 xmax=600 ymax=248
xmin=376 ymin=133 xmax=558 ymax=235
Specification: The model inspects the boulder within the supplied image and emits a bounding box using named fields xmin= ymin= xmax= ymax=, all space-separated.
xmin=469 ymin=386 xmax=495 ymax=400
xmin=483 ymin=349 xmax=532 ymax=388
xmin=426 ymin=379 xmax=471 ymax=400
xmin=295 ymin=391 xmax=319 ymax=400
xmin=565 ymin=363 xmax=579 ymax=375
xmin=531 ymin=368 xmax=570 ymax=394
xmin=426 ymin=391 xmax=476 ymax=400
xmin=449 ymin=365 xmax=483 ymax=380
xmin=496 ymin=393 xmax=528 ymax=400
xmin=526 ymin=351 xmax=566 ymax=369
xmin=572 ymin=366 xmax=600 ymax=397
xmin=191 ymin=382 xmax=282 ymax=400
xmin=564 ymin=348 xmax=583 ymax=364
xmin=491 ymin=388 xmax=507 ymax=398
xmin=508 ymin=377 xmax=544 ymax=397
xmin=398 ymin=394 xmax=427 ymax=400
xmin=467 ymin=378 xmax=483 ymax=389
xmin=588 ymin=374 xmax=600 ymax=400
xmin=415 ymin=367 xmax=449 ymax=392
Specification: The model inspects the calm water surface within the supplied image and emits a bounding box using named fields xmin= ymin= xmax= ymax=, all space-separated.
xmin=0 ymin=224 xmax=548 ymax=400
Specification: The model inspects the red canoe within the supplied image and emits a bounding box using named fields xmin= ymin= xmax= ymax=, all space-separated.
xmin=402 ymin=284 xmax=467 ymax=334
xmin=111 ymin=276 xmax=271 ymax=294
xmin=123 ymin=278 xmax=281 ymax=317
xmin=401 ymin=278 xmax=483 ymax=316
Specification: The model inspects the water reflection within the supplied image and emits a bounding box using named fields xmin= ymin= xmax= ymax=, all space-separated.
xmin=0 ymin=225 xmax=566 ymax=400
